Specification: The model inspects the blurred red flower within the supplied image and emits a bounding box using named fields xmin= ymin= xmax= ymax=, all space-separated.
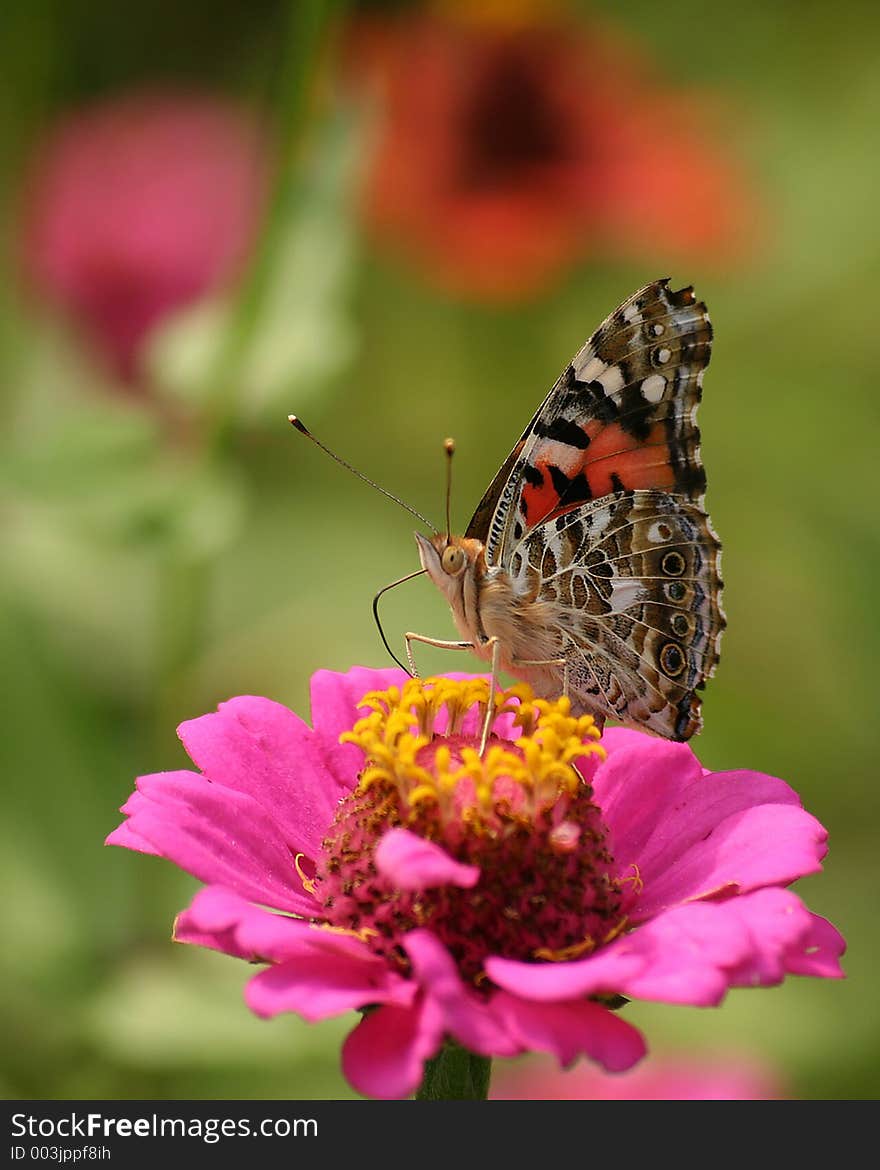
xmin=20 ymin=90 xmax=271 ymax=384
xmin=351 ymin=5 xmax=755 ymax=300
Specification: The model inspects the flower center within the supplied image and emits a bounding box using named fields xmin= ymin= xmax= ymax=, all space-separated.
xmin=314 ymin=678 xmax=626 ymax=985
xmin=457 ymin=42 xmax=572 ymax=191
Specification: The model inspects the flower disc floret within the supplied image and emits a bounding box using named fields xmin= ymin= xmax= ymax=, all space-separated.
xmin=316 ymin=677 xmax=623 ymax=982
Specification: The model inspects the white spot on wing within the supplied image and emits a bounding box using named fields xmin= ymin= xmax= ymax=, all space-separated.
xmin=623 ymin=303 xmax=643 ymax=324
xmin=539 ymin=440 xmax=581 ymax=476
xmin=596 ymin=365 xmax=625 ymax=395
xmin=575 ymin=354 xmax=606 ymax=382
xmin=648 ymin=521 xmax=674 ymax=544
xmin=608 ymin=578 xmax=646 ymax=612
xmin=657 ymin=347 xmax=672 ymax=364
xmin=641 ymin=374 xmax=666 ymax=403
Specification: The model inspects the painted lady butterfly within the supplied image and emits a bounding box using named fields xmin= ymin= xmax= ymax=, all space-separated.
xmin=411 ymin=278 xmax=724 ymax=741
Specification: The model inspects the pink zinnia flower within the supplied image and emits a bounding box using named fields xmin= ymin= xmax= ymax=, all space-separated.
xmin=492 ymin=1052 xmax=782 ymax=1100
xmin=107 ymin=670 xmax=844 ymax=1099
xmin=20 ymin=89 xmax=270 ymax=384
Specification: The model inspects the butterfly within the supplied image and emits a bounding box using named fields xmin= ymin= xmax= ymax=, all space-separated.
xmin=411 ymin=278 xmax=724 ymax=741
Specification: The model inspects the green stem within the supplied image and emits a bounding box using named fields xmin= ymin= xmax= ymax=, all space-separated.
xmin=416 ymin=1045 xmax=492 ymax=1101
xmin=154 ymin=550 xmax=211 ymax=752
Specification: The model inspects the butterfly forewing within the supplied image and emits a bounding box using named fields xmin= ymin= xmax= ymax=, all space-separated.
xmin=467 ymin=278 xmax=712 ymax=559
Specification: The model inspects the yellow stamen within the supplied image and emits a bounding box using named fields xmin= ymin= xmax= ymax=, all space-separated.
xmin=294 ymin=853 xmax=317 ymax=896
xmin=316 ymin=922 xmax=379 ymax=943
xmin=533 ymin=936 xmax=597 ymax=962
xmin=341 ymin=677 xmax=605 ymax=828
xmin=602 ymin=917 xmax=630 ymax=945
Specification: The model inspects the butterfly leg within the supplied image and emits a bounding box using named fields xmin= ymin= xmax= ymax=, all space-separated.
xmin=506 ymin=647 xmax=571 ymax=701
xmin=478 ymin=636 xmax=502 ymax=757
xmin=404 ymin=632 xmax=474 ymax=679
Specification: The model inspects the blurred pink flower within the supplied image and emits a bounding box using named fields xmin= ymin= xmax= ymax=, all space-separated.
xmin=492 ymin=1052 xmax=782 ymax=1099
xmin=20 ymin=90 xmax=270 ymax=384
xmin=349 ymin=7 xmax=756 ymax=300
xmin=107 ymin=670 xmax=843 ymax=1099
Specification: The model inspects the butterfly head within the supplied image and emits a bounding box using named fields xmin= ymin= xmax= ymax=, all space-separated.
xmin=415 ymin=532 xmax=485 ymax=618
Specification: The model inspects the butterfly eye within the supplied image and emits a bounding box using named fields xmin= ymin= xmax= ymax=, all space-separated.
xmin=441 ymin=545 xmax=466 ymax=575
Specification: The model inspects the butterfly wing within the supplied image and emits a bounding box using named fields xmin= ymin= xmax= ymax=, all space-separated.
xmin=467 ymin=278 xmax=711 ymax=554
xmin=506 ymin=490 xmax=723 ymax=739
xmin=466 ymin=278 xmax=723 ymax=739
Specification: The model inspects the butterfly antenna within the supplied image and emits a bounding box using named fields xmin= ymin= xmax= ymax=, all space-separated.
xmin=289 ymin=416 xmax=438 ymax=533
xmin=372 ymin=569 xmax=427 ymax=674
xmin=444 ymin=438 xmax=455 ymax=542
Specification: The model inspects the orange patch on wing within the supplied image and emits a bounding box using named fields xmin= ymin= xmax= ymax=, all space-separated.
xmin=519 ymin=422 xmax=676 ymax=533
xmin=583 ymin=422 xmax=675 ymax=496
xmin=521 ymin=461 xmax=561 ymax=528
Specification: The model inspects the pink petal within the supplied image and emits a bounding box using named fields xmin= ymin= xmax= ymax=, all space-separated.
xmin=177 ymin=695 xmax=344 ymax=860
xmin=175 ymin=887 xmax=415 ymax=1021
xmin=607 ymin=902 xmax=755 ymax=1004
xmin=342 ymin=1000 xmax=445 ymax=1100
xmin=486 ymin=936 xmax=638 ymax=1004
xmin=487 ymin=889 xmax=838 ymax=1008
xmin=105 ymin=816 xmax=162 ymax=857
xmin=723 ymin=891 xmax=846 ymax=988
xmin=492 ymin=991 xmax=646 ymax=1072
xmin=633 ymin=804 xmax=828 ymax=920
xmin=598 ymin=727 xmax=663 ymax=755
xmin=106 ymin=785 xmax=172 ymax=856
xmin=309 ymin=667 xmax=408 ymax=789
xmin=247 ymin=952 xmax=415 ymax=1022
xmin=491 ymin=1053 xmax=783 ymax=1100
xmin=487 ymin=904 xmax=732 ymax=1006
xmin=404 ymin=928 xmax=473 ymax=1002
xmin=594 ymin=732 xmax=822 ymax=918
xmin=403 ymin=930 xmax=519 ymax=1057
xmin=174 ymin=886 xmax=330 ymax=960
xmin=375 ymin=829 xmax=480 ymax=890
xmin=594 ymin=735 xmax=704 ymax=860
xmin=598 ymin=735 xmax=798 ymax=868
xmin=107 ymin=770 xmax=317 ymax=916
xmin=783 ymin=913 xmax=847 ymax=979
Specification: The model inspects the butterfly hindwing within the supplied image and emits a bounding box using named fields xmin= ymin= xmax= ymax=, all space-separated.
xmin=507 ymin=490 xmax=723 ymax=739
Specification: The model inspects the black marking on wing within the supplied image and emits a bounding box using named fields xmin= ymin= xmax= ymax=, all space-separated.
xmin=548 ymin=464 xmax=571 ymax=498
xmin=583 ymin=381 xmax=620 ymax=423
xmin=668 ymin=447 xmax=707 ymax=497
xmin=534 ymin=416 xmax=591 ymax=449
xmin=548 ymin=464 xmax=593 ymax=509
xmin=617 ymin=384 xmax=656 ymax=440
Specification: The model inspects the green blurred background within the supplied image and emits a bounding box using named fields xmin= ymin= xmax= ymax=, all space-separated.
xmin=1 ymin=0 xmax=877 ymax=1099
